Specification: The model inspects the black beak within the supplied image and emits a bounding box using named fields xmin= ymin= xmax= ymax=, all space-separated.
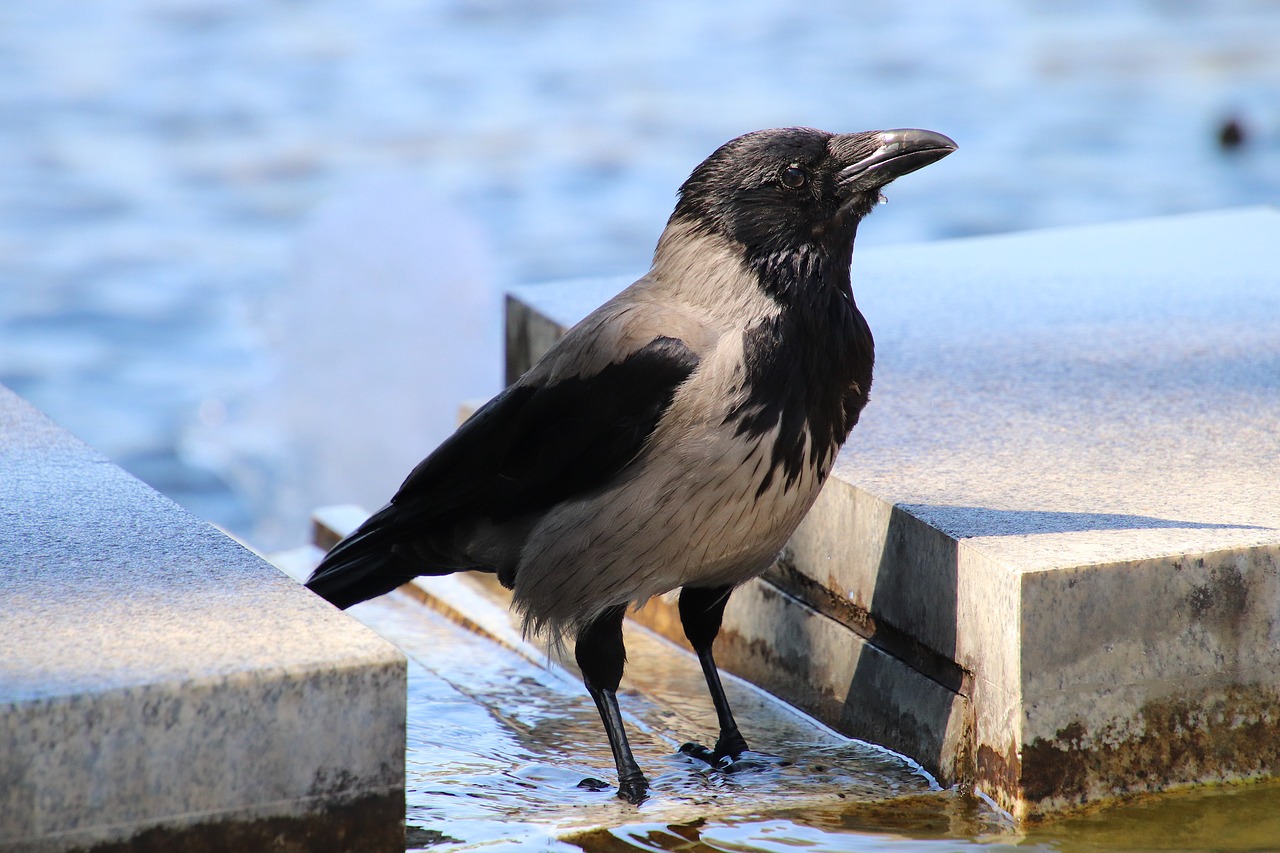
xmin=835 ymin=128 xmax=957 ymax=194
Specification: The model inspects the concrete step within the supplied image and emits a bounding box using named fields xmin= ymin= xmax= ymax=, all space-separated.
xmin=504 ymin=207 xmax=1280 ymax=820
xmin=0 ymin=386 xmax=406 ymax=852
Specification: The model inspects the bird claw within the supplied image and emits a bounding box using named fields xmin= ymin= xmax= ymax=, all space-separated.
xmin=583 ymin=771 xmax=649 ymax=803
xmin=680 ymin=739 xmax=777 ymax=775
xmin=679 ymin=741 xmax=735 ymax=770
xmin=720 ymin=755 xmax=770 ymax=774
xmin=616 ymin=773 xmax=649 ymax=804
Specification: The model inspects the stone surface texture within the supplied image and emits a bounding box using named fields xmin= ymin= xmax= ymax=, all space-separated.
xmin=0 ymin=385 xmax=406 ymax=852
xmin=505 ymin=208 xmax=1280 ymax=820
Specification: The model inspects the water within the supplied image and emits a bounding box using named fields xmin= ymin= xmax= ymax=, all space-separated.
xmin=1 ymin=1 xmax=1278 ymax=547
xmin=347 ymin=588 xmax=1005 ymax=853
xmin=572 ymin=782 xmax=1280 ymax=852
xmin=339 ymin=581 xmax=1280 ymax=853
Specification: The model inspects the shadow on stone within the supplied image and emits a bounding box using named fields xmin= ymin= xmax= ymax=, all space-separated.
xmin=69 ymin=792 xmax=404 ymax=853
xmin=901 ymin=505 xmax=1272 ymax=539
xmin=844 ymin=505 xmax=964 ymax=784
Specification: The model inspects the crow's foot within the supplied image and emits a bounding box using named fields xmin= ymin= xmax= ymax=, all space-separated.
xmin=679 ymin=741 xmax=777 ymax=774
xmin=680 ymin=729 xmax=748 ymax=764
xmin=616 ymin=772 xmax=649 ymax=804
xmin=679 ymin=741 xmax=734 ymax=769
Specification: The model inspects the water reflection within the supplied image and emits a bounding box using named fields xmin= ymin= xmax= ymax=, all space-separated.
xmin=1022 ymin=780 xmax=1280 ymax=852
xmin=571 ymin=779 xmax=1280 ymax=852
xmin=572 ymin=795 xmax=1024 ymax=853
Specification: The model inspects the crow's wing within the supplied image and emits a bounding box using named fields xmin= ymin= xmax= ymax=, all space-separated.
xmin=307 ymin=334 xmax=701 ymax=604
xmin=408 ymin=333 xmax=700 ymax=523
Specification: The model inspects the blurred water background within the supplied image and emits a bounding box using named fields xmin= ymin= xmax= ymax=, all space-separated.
xmin=1 ymin=0 xmax=1277 ymax=550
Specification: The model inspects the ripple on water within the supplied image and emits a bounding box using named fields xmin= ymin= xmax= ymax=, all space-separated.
xmin=355 ymin=593 xmax=966 ymax=852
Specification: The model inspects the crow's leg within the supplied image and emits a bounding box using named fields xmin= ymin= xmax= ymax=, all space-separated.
xmin=677 ymin=585 xmax=749 ymax=764
xmin=574 ymin=604 xmax=648 ymax=803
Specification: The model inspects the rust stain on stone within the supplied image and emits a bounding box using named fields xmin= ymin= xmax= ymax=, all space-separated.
xmin=976 ymin=738 xmax=1021 ymax=804
xmin=767 ymin=553 xmax=878 ymax=637
xmin=719 ymin=628 xmax=787 ymax=676
xmin=1021 ymin=684 xmax=1280 ymax=816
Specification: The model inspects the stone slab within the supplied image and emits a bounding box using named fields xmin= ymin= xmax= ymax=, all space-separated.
xmin=0 ymin=385 xmax=406 ymax=852
xmin=505 ymin=207 xmax=1280 ymax=819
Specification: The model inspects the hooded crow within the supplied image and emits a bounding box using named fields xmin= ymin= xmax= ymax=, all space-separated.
xmin=305 ymin=126 xmax=956 ymax=803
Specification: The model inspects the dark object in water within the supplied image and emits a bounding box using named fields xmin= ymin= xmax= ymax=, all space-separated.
xmin=1218 ymin=116 xmax=1247 ymax=151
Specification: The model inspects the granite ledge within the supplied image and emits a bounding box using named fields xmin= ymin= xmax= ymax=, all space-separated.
xmin=0 ymin=384 xmax=406 ymax=852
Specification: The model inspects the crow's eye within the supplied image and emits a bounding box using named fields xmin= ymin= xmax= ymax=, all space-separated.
xmin=780 ymin=165 xmax=808 ymax=189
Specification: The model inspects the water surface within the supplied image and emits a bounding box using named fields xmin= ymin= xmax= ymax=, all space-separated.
xmin=1 ymin=1 xmax=1277 ymax=543
xmin=342 ymin=585 xmax=1280 ymax=853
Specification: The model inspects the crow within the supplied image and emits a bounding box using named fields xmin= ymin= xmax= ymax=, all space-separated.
xmin=305 ymin=126 xmax=956 ymax=803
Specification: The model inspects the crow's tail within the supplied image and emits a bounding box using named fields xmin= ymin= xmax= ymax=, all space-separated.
xmin=304 ymin=503 xmax=428 ymax=609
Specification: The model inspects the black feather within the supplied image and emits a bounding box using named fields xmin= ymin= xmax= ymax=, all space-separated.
xmin=306 ymin=335 xmax=701 ymax=607
xmin=723 ymin=236 xmax=873 ymax=500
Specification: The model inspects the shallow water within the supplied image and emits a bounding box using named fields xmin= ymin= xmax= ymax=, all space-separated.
xmin=328 ymin=583 xmax=1280 ymax=853
xmin=571 ymin=779 xmax=1280 ymax=853
xmin=350 ymin=590 xmax=996 ymax=852
xmin=2 ymin=1 xmax=1278 ymax=545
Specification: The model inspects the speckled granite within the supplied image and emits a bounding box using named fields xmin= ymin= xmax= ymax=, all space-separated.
xmin=507 ymin=207 xmax=1280 ymax=820
xmin=0 ymin=386 xmax=406 ymax=852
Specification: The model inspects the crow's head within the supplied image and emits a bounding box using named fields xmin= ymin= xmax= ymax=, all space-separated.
xmin=671 ymin=127 xmax=955 ymax=263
